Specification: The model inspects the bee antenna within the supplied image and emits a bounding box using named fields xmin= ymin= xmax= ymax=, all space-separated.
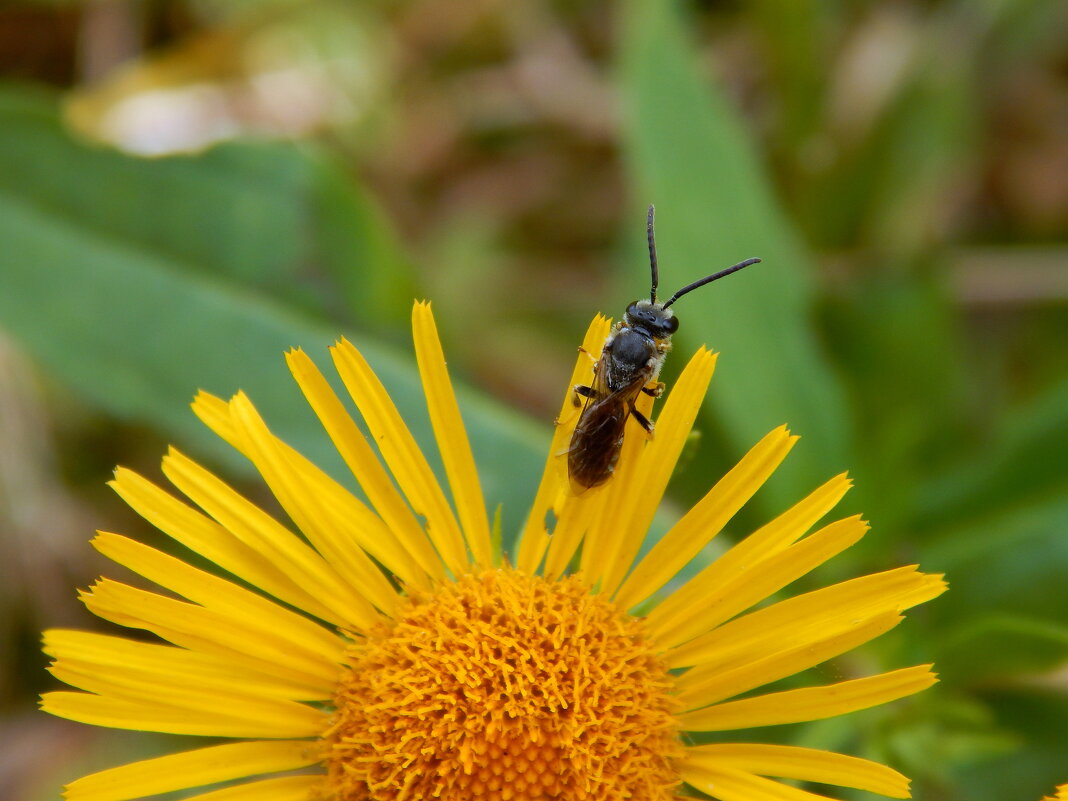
xmin=647 ymin=205 xmax=658 ymax=303
xmin=662 ymin=257 xmax=761 ymax=309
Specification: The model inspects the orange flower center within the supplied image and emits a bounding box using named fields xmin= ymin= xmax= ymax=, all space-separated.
xmin=323 ymin=568 xmax=680 ymax=800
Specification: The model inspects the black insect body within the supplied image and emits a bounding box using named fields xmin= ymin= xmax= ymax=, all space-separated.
xmin=567 ymin=206 xmax=760 ymax=492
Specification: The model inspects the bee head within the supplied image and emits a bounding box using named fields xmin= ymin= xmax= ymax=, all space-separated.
xmin=625 ymin=300 xmax=679 ymax=338
xmin=643 ymin=205 xmax=759 ymax=331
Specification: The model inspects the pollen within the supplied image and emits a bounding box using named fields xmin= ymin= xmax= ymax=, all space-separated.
xmin=323 ymin=568 xmax=680 ymax=800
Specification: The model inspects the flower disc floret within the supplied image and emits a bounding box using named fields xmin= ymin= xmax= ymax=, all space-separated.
xmin=324 ymin=568 xmax=680 ymax=800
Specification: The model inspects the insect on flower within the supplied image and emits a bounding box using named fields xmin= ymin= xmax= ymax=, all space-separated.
xmin=567 ymin=205 xmax=760 ymax=492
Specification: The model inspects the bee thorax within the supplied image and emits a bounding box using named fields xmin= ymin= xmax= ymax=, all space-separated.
xmin=603 ymin=328 xmax=658 ymax=391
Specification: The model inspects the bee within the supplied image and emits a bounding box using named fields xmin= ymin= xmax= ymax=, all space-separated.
xmin=567 ymin=205 xmax=760 ymax=492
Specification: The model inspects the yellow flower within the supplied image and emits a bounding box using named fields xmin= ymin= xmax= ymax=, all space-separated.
xmin=1043 ymin=785 xmax=1068 ymax=801
xmin=43 ymin=302 xmax=945 ymax=801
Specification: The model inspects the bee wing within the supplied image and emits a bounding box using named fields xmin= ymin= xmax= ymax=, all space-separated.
xmin=579 ymin=352 xmax=613 ymax=409
xmin=567 ymin=374 xmax=648 ymax=492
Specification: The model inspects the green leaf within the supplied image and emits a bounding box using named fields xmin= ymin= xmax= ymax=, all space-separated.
xmin=0 ymin=86 xmax=546 ymax=541
xmin=935 ymin=614 xmax=1068 ymax=685
xmin=746 ymin=0 xmax=830 ymax=151
xmin=952 ymin=688 xmax=1068 ymax=801
xmin=918 ymin=495 xmax=1068 ymax=682
xmin=822 ymin=269 xmax=967 ymax=534
xmin=308 ymin=154 xmax=417 ymax=329
xmin=918 ymin=375 xmax=1068 ymax=533
xmin=882 ymin=693 xmax=1018 ymax=798
xmin=618 ymin=0 xmax=853 ymax=510
xmin=0 ymin=84 xmax=413 ymax=328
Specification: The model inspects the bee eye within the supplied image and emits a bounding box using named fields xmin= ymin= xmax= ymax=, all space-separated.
xmin=665 ymin=316 xmax=679 ymax=333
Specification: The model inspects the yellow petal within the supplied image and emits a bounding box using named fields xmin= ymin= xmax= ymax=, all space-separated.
xmin=412 ymin=301 xmax=493 ymax=567
xmin=681 ymin=763 xmax=840 ymax=801
xmin=660 ymin=515 xmax=870 ymax=659
xmin=162 ymin=447 xmax=381 ymax=630
xmin=579 ymin=385 xmax=656 ymax=582
xmin=64 ymin=740 xmax=319 ymax=801
xmin=91 ymin=532 xmax=345 ymax=666
xmin=194 ymin=388 xmax=433 ymax=592
xmin=46 ymin=666 xmax=323 ymax=732
xmin=180 ymin=776 xmax=322 ymax=801
xmin=595 ymin=348 xmax=716 ymax=597
xmin=614 ymin=425 xmax=798 ymax=610
xmin=516 ymin=315 xmax=612 ymax=575
xmin=282 ymin=352 xmax=444 ymax=585
xmin=683 ymin=743 xmax=910 ymax=798
xmin=677 ymin=664 xmax=937 ymax=731
xmin=44 ymin=629 xmax=321 ymax=701
xmin=48 ymin=649 xmax=326 ymax=712
xmin=41 ymin=691 xmax=325 ymax=738
xmin=675 ymin=612 xmax=903 ymax=710
xmin=110 ymin=467 xmax=341 ymax=625
xmin=332 ymin=337 xmax=469 ymax=575
xmin=668 ymin=567 xmax=946 ymax=678
xmin=81 ymin=579 xmax=339 ymax=691
xmin=541 ymin=485 xmax=610 ymax=581
xmin=226 ymin=392 xmax=400 ymax=614
xmin=646 ymin=472 xmax=852 ymax=634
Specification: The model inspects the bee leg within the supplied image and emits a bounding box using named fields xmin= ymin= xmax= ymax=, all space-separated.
xmin=576 ymin=346 xmax=598 ymax=365
xmin=572 ymin=384 xmax=595 ymax=407
xmin=642 ymin=381 xmax=666 ymax=398
xmin=629 ymin=404 xmax=655 ymax=436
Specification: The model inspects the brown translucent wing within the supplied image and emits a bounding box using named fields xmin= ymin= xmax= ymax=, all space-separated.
xmin=568 ymin=369 xmax=646 ymax=492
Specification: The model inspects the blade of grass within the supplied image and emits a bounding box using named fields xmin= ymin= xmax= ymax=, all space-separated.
xmin=619 ymin=0 xmax=853 ymax=508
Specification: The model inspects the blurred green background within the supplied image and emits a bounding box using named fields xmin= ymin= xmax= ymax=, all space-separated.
xmin=1 ymin=1 xmax=1066 ymax=799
